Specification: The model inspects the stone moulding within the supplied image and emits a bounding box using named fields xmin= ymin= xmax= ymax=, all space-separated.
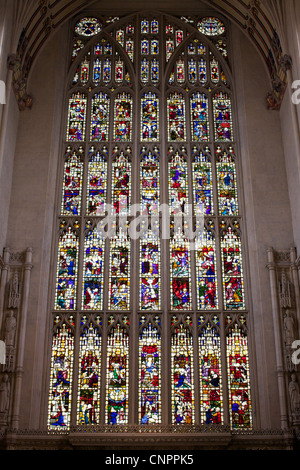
xmin=0 ymin=426 xmax=297 ymax=450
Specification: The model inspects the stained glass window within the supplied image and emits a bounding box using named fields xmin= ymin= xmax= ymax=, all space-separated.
xmin=167 ymin=93 xmax=186 ymax=141
xmin=48 ymin=316 xmax=75 ymax=430
xmin=90 ymin=92 xmax=110 ymax=141
xmin=114 ymin=93 xmax=133 ymax=142
xmin=111 ymin=151 xmax=131 ymax=215
xmin=77 ymin=316 xmax=102 ymax=424
xmin=192 ymin=146 xmax=213 ymax=215
xmin=75 ymin=17 xmax=102 ymax=37
xmin=140 ymin=228 xmax=161 ymax=310
xmin=66 ymin=93 xmax=87 ymax=142
xmin=61 ymin=150 xmax=83 ymax=216
xmin=198 ymin=17 xmax=225 ymax=36
xmin=103 ymin=58 xmax=111 ymax=83
xmin=216 ymin=146 xmax=239 ymax=216
xmin=213 ymin=92 xmax=233 ymax=142
xmin=151 ymin=59 xmax=159 ymax=84
xmin=210 ymin=57 xmax=219 ymax=84
xmin=199 ymin=58 xmax=207 ymax=84
xmin=141 ymin=92 xmax=159 ymax=142
xmin=82 ymin=226 xmax=105 ymax=310
xmin=195 ymin=228 xmax=218 ymax=310
xmin=50 ymin=13 xmax=252 ymax=432
xmin=109 ymin=229 xmax=130 ymax=310
xmin=198 ymin=316 xmax=223 ymax=424
xmin=55 ymin=227 xmax=79 ymax=311
xmin=170 ymin=229 xmax=192 ymax=310
xmin=141 ymin=58 xmax=149 ymax=83
xmin=171 ymin=317 xmax=194 ymax=424
xmin=86 ymin=147 xmax=107 ymax=216
xmin=190 ymin=92 xmax=209 ymax=142
xmin=106 ymin=317 xmax=129 ymax=424
xmin=169 ymin=152 xmax=189 ymax=215
xmin=221 ymin=225 xmax=245 ymax=310
xmin=140 ymin=149 xmax=160 ymax=215
xmin=226 ymin=317 xmax=252 ymax=428
xmin=139 ymin=317 xmax=161 ymax=424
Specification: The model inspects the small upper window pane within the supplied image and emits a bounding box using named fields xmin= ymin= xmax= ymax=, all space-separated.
xmin=75 ymin=17 xmax=102 ymax=36
xmin=197 ymin=17 xmax=225 ymax=36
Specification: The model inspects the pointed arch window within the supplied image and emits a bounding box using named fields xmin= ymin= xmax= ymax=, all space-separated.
xmin=49 ymin=12 xmax=253 ymax=433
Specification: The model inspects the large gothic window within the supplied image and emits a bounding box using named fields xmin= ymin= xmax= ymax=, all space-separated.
xmin=48 ymin=12 xmax=252 ymax=431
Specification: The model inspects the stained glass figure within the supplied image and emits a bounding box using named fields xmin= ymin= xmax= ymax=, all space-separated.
xmin=171 ymin=319 xmax=194 ymax=424
xmin=176 ymin=58 xmax=185 ymax=84
xmin=226 ymin=317 xmax=252 ymax=428
xmin=77 ymin=317 xmax=102 ymax=424
xmin=126 ymin=24 xmax=134 ymax=34
xmin=141 ymin=19 xmax=149 ymax=34
xmin=151 ymin=39 xmax=159 ymax=55
xmin=198 ymin=43 xmax=206 ymax=55
xmin=198 ymin=17 xmax=225 ymax=36
xmin=151 ymin=20 xmax=159 ymax=34
xmin=66 ymin=93 xmax=87 ymax=142
xmin=151 ymin=59 xmax=159 ymax=84
xmin=140 ymin=150 xmax=160 ymax=215
xmin=94 ymin=43 xmax=102 ymax=55
xmin=80 ymin=57 xmax=90 ymax=85
xmin=221 ymin=226 xmax=245 ymax=310
xmin=169 ymin=152 xmax=188 ymax=215
xmin=199 ymin=58 xmax=207 ymax=84
xmin=90 ymin=92 xmax=110 ymax=141
xmin=103 ymin=58 xmax=111 ymax=83
xmin=170 ymin=229 xmax=192 ymax=310
xmin=141 ymin=92 xmax=159 ymax=142
xmin=126 ymin=39 xmax=134 ymax=61
xmin=195 ymin=229 xmax=218 ymax=309
xmin=140 ymin=230 xmax=160 ymax=310
xmin=188 ymin=59 xmax=197 ymax=84
xmin=190 ymin=92 xmax=209 ymax=142
xmin=104 ymin=43 xmax=112 ymax=55
xmin=216 ymin=146 xmax=239 ymax=216
xmin=72 ymin=39 xmax=84 ymax=60
xmin=55 ymin=227 xmax=79 ymax=310
xmin=106 ymin=319 xmax=129 ymax=424
xmin=115 ymin=58 xmax=124 ymax=83
xmin=192 ymin=147 xmax=213 ymax=215
xmin=75 ymin=17 xmax=102 ymax=37
xmin=114 ymin=93 xmax=133 ymax=142
xmin=112 ymin=151 xmax=131 ymax=215
xmin=82 ymin=228 xmax=105 ymax=310
xmin=215 ymin=39 xmax=228 ymax=60
xmin=48 ymin=316 xmax=74 ymax=430
xmin=188 ymin=42 xmax=196 ymax=55
xmin=61 ymin=151 xmax=83 ymax=216
xmin=116 ymin=29 xmax=125 ymax=47
xmin=176 ymin=30 xmax=183 ymax=46
xmin=198 ymin=317 xmax=223 ymax=424
xmin=141 ymin=59 xmax=149 ymax=84
xmin=86 ymin=148 xmax=107 ymax=216
xmin=93 ymin=58 xmax=101 ymax=84
xmin=166 ymin=39 xmax=174 ymax=61
xmin=166 ymin=24 xmax=174 ymax=35
xmin=109 ymin=229 xmax=130 ymax=310
xmin=167 ymin=93 xmax=186 ymax=141
xmin=213 ymin=92 xmax=233 ymax=142
xmin=210 ymin=57 xmax=219 ymax=84
xmin=139 ymin=319 xmax=161 ymax=423
xmin=141 ymin=39 xmax=149 ymax=55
